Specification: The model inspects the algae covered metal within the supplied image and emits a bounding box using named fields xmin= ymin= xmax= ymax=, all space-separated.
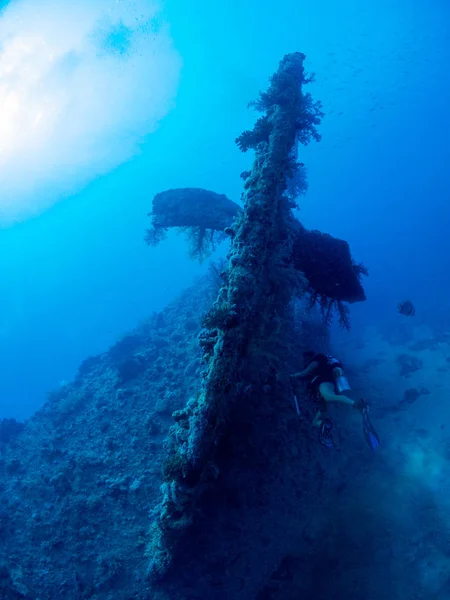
xmin=146 ymin=52 xmax=325 ymax=581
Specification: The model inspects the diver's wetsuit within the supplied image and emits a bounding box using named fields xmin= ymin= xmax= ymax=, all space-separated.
xmin=306 ymin=353 xmax=343 ymax=408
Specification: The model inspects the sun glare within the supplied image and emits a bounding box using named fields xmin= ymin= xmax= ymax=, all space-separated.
xmin=0 ymin=35 xmax=56 ymax=158
xmin=0 ymin=0 xmax=181 ymax=225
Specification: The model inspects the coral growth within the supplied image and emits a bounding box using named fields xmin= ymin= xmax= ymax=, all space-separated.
xmin=117 ymin=355 xmax=147 ymax=384
xmin=146 ymin=186 xmax=367 ymax=319
xmin=0 ymin=419 xmax=24 ymax=445
xmin=292 ymin=226 xmax=367 ymax=330
xmin=308 ymin=291 xmax=352 ymax=330
xmin=293 ymin=228 xmax=367 ymax=304
xmin=177 ymin=226 xmax=227 ymax=262
xmin=0 ymin=278 xmax=211 ymax=600
xmin=146 ymin=52 xmax=324 ymax=582
xmin=145 ymin=188 xmax=240 ymax=262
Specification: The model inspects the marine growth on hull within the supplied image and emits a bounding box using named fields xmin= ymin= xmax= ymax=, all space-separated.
xmin=0 ymin=52 xmax=375 ymax=600
xmin=146 ymin=189 xmax=367 ymax=329
xmin=145 ymin=51 xmax=367 ymax=592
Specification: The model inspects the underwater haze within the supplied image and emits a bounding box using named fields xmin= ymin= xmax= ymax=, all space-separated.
xmin=2 ymin=1 xmax=450 ymax=599
xmin=0 ymin=0 xmax=449 ymax=424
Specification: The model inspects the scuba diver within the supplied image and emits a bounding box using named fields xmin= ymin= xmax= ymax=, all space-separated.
xmin=291 ymin=351 xmax=380 ymax=451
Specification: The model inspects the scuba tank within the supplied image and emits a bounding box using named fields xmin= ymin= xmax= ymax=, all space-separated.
xmin=332 ymin=366 xmax=351 ymax=394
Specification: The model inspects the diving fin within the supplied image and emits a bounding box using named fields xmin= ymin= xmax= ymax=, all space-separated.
xmin=319 ymin=418 xmax=336 ymax=449
xmin=362 ymin=407 xmax=380 ymax=451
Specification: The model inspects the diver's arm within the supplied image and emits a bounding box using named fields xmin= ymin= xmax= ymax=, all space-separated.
xmin=291 ymin=361 xmax=319 ymax=379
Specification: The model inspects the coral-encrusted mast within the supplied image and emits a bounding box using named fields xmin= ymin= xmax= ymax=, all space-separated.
xmin=146 ymin=188 xmax=367 ymax=315
xmin=146 ymin=53 xmax=323 ymax=581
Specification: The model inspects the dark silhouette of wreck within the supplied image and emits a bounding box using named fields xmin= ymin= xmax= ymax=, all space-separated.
xmin=145 ymin=52 xmax=368 ymax=597
xmin=146 ymin=187 xmax=366 ymax=329
xmin=1 ymin=53 xmax=394 ymax=600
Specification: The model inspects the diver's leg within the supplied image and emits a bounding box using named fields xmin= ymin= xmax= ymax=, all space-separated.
xmin=312 ymin=409 xmax=327 ymax=428
xmin=312 ymin=389 xmax=329 ymax=428
xmin=319 ymin=382 xmax=355 ymax=406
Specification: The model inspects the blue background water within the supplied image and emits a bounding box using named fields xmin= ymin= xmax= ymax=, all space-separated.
xmin=0 ymin=0 xmax=449 ymax=419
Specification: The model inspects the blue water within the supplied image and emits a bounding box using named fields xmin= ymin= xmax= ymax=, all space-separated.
xmin=0 ymin=0 xmax=449 ymax=419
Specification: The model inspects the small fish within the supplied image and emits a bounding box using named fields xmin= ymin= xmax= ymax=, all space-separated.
xmin=398 ymin=300 xmax=415 ymax=316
